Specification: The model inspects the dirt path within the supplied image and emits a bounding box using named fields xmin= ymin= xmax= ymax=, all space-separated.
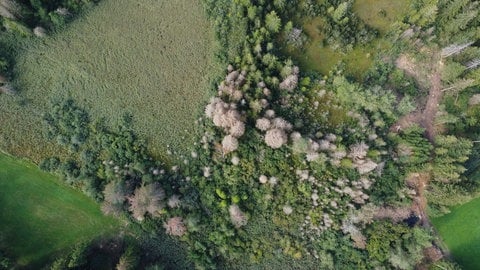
xmin=391 ymin=53 xmax=443 ymax=141
xmin=389 ymin=52 xmax=449 ymax=264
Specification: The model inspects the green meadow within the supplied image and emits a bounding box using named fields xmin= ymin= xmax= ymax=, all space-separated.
xmin=432 ymin=197 xmax=480 ymax=270
xmin=0 ymin=152 xmax=119 ymax=268
xmin=0 ymin=0 xmax=219 ymax=162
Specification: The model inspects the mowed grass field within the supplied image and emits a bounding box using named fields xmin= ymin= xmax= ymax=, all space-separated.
xmin=0 ymin=152 xmax=119 ymax=268
xmin=432 ymin=197 xmax=480 ymax=270
xmin=0 ymin=0 xmax=219 ymax=162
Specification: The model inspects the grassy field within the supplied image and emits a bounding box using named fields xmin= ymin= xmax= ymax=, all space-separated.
xmin=353 ymin=0 xmax=411 ymax=34
xmin=0 ymin=152 xmax=119 ymax=268
xmin=0 ymin=0 xmax=219 ymax=162
xmin=432 ymin=197 xmax=480 ymax=270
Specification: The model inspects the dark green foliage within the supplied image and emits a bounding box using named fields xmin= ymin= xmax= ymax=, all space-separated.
xmin=0 ymin=251 xmax=11 ymax=270
xmin=364 ymin=60 xmax=395 ymax=86
xmin=366 ymin=221 xmax=432 ymax=268
xmin=10 ymin=0 xmax=98 ymax=30
xmin=39 ymin=156 xmax=60 ymax=172
xmin=426 ymin=180 xmax=477 ymax=217
xmin=310 ymin=231 xmax=369 ymax=269
xmin=370 ymin=161 xmax=404 ymax=204
xmin=0 ymin=57 xmax=7 ymax=73
xmin=44 ymin=99 xmax=90 ymax=151
xmin=318 ymin=0 xmax=378 ymax=48
xmin=60 ymin=158 xmax=81 ymax=183
xmin=49 ymin=238 xmax=125 ymax=270
xmin=116 ymin=244 xmax=140 ymax=270
xmin=393 ymin=126 xmax=433 ymax=168
xmin=42 ymin=99 xmax=170 ymax=201
xmin=434 ymin=0 xmax=480 ymax=46
xmin=432 ymin=135 xmax=472 ymax=183
xmin=429 ymin=260 xmax=463 ymax=270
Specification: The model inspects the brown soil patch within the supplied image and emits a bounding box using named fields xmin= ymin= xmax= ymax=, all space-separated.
xmin=391 ymin=52 xmax=443 ymax=141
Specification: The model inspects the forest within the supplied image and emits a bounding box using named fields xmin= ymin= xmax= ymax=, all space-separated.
xmin=0 ymin=0 xmax=479 ymax=269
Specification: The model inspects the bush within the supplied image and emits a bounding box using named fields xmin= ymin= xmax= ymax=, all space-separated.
xmin=39 ymin=157 xmax=60 ymax=172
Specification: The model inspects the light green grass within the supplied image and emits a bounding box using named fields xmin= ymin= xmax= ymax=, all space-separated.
xmin=353 ymin=0 xmax=411 ymax=34
xmin=0 ymin=152 xmax=120 ymax=268
xmin=0 ymin=0 xmax=219 ymax=162
xmin=431 ymin=196 xmax=480 ymax=270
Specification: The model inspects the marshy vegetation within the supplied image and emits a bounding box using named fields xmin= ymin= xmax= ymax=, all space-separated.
xmin=0 ymin=0 xmax=220 ymax=162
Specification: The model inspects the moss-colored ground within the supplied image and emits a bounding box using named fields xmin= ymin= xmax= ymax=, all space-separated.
xmin=353 ymin=0 xmax=411 ymax=34
xmin=290 ymin=0 xmax=411 ymax=79
xmin=432 ymin=197 xmax=480 ymax=270
xmin=0 ymin=152 xmax=119 ymax=268
xmin=0 ymin=0 xmax=219 ymax=162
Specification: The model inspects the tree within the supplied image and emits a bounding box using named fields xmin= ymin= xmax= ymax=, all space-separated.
xmin=433 ymin=135 xmax=472 ymax=183
xmin=332 ymin=2 xmax=349 ymax=25
xmin=164 ymin=217 xmax=187 ymax=236
xmin=128 ymin=182 xmax=165 ymax=221
xmin=104 ymin=180 xmax=127 ymax=205
xmin=265 ymin=11 xmax=281 ymax=33
xmin=116 ymin=246 xmax=139 ymax=270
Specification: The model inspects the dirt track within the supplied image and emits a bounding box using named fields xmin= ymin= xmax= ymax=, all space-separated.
xmin=392 ymin=53 xmax=443 ymax=141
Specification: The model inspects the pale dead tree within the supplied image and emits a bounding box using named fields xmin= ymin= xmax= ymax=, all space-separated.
xmin=265 ymin=109 xmax=276 ymax=118
xmin=255 ymin=118 xmax=271 ymax=131
xmin=229 ymin=204 xmax=248 ymax=228
xmin=230 ymin=121 xmax=245 ymax=138
xmin=424 ymin=246 xmax=443 ymax=262
xmin=282 ymin=205 xmax=293 ymax=215
xmin=469 ymin=94 xmax=480 ymax=106
xmin=0 ymin=5 xmax=13 ymax=19
xmin=325 ymin=133 xmax=337 ymax=142
xmin=400 ymin=28 xmax=415 ymax=40
xmin=441 ymin=41 xmax=474 ymax=58
xmin=287 ymin=28 xmax=304 ymax=47
xmin=103 ymin=181 xmax=127 ymax=205
xmin=222 ymin=135 xmax=238 ymax=154
xmin=341 ymin=219 xmax=366 ymax=249
xmin=164 ymin=217 xmax=187 ymax=236
xmin=225 ymin=70 xmax=239 ymax=84
xmin=0 ymin=84 xmax=16 ymax=95
xmin=290 ymin=131 xmax=302 ymax=141
xmin=0 ymin=0 xmax=20 ymax=19
xmin=442 ymin=79 xmax=475 ymax=93
xmin=128 ymin=182 xmax=165 ymax=221
xmin=356 ymin=159 xmax=378 ymax=175
xmin=33 ymin=26 xmax=46 ymax=38
xmin=265 ymin=128 xmax=288 ymax=149
xmin=101 ymin=201 xmax=123 ymax=217
xmin=466 ymin=58 xmax=480 ymax=70
xmin=259 ymin=175 xmax=268 ymax=184
xmin=55 ymin=7 xmax=71 ymax=16
xmin=271 ymin=117 xmax=292 ymax=130
xmin=279 ymin=74 xmax=298 ymax=91
xmin=231 ymin=156 xmax=240 ymax=165
xmin=206 ymin=97 xmax=244 ymax=139
xmin=349 ymin=142 xmax=369 ymax=161
xmin=167 ymin=195 xmax=181 ymax=208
